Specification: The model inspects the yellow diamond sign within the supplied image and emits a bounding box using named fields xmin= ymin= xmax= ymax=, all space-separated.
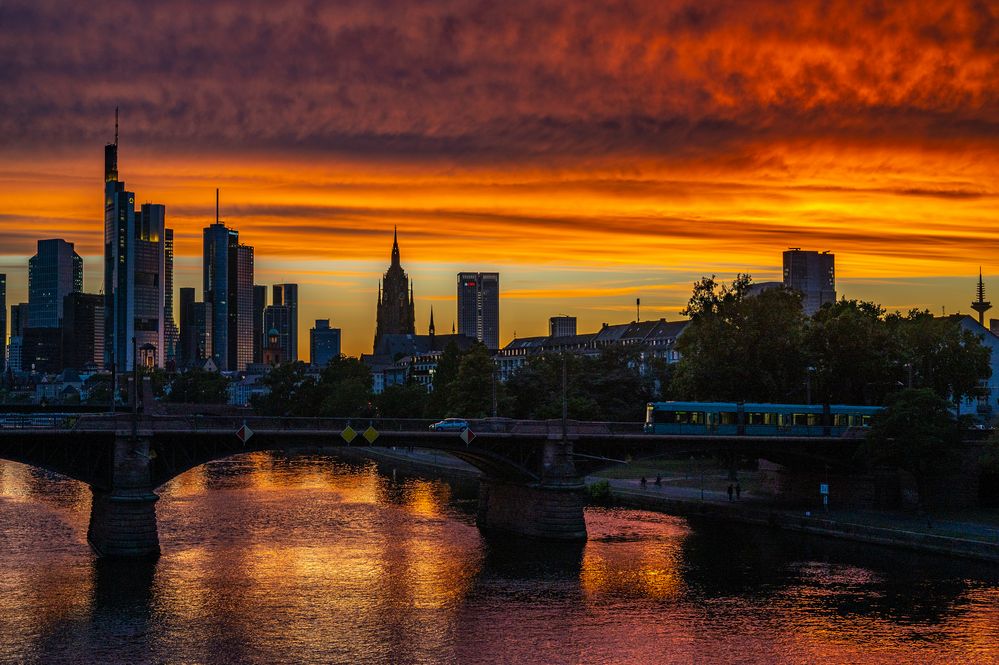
xmin=341 ymin=425 xmax=357 ymax=443
xmin=363 ymin=425 xmax=379 ymax=444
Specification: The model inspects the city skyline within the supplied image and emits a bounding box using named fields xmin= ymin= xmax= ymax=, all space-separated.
xmin=0 ymin=1 xmax=996 ymax=357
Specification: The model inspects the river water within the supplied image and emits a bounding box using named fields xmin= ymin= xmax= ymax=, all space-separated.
xmin=0 ymin=452 xmax=996 ymax=665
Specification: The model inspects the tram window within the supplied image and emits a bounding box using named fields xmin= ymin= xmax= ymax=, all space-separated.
xmin=834 ymin=414 xmax=850 ymax=427
xmin=849 ymin=415 xmax=862 ymax=427
xmin=862 ymin=415 xmax=872 ymax=427
xmin=719 ymin=412 xmax=738 ymax=425
xmin=654 ymin=411 xmax=678 ymax=424
xmin=746 ymin=412 xmax=775 ymax=425
xmin=793 ymin=413 xmax=807 ymax=426
xmin=808 ymin=414 xmax=821 ymax=426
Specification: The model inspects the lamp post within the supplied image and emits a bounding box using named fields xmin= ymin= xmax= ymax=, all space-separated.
xmin=904 ymin=362 xmax=913 ymax=389
xmin=806 ymin=366 xmax=815 ymax=405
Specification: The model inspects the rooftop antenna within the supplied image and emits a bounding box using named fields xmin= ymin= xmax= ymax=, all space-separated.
xmin=636 ymin=297 xmax=641 ymax=323
xmin=114 ymin=106 xmax=118 ymax=146
xmin=216 ymin=188 xmax=219 ymax=224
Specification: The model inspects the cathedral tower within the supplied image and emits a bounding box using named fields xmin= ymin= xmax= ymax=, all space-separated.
xmin=373 ymin=227 xmax=416 ymax=350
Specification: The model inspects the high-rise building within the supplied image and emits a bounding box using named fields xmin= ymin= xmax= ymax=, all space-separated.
xmin=252 ymin=285 xmax=267 ymax=363
xmin=272 ymin=283 xmax=298 ymax=361
xmin=374 ymin=228 xmax=415 ymax=351
xmin=782 ymin=249 xmax=835 ymax=316
xmin=163 ymin=228 xmax=178 ymax=368
xmin=203 ymin=189 xmax=254 ymax=372
xmin=263 ymin=303 xmax=291 ymax=364
xmin=179 ymin=287 xmax=214 ymax=368
xmin=62 ymin=293 xmax=104 ymax=370
xmin=457 ymin=272 xmax=500 ymax=350
xmin=549 ymin=316 xmax=577 ymax=338
xmin=22 ymin=328 xmax=62 ymax=373
xmin=310 ymin=319 xmax=341 ymax=368
xmin=11 ymin=303 xmax=28 ymax=337
xmin=0 ymin=274 xmax=5 ymax=372
xmin=103 ymin=112 xmax=170 ymax=370
xmin=232 ymin=244 xmax=254 ymax=372
xmin=28 ymin=239 xmax=83 ymax=328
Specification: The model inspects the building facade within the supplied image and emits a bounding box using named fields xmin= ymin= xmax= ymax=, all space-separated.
xmin=549 ymin=316 xmax=577 ymax=338
xmin=252 ymin=284 xmax=267 ymax=364
xmin=232 ymin=244 xmax=254 ymax=372
xmin=272 ymin=283 xmax=298 ymax=361
xmin=310 ymin=319 xmax=341 ymax=367
xmin=783 ymin=249 xmax=836 ymax=316
xmin=457 ymin=272 xmax=500 ymax=350
xmin=28 ymin=239 xmax=83 ymax=329
xmin=62 ymin=293 xmax=105 ymax=370
xmin=163 ymin=228 xmax=179 ymax=368
xmin=203 ymin=214 xmax=253 ymax=372
xmin=263 ymin=303 xmax=291 ymax=364
xmin=374 ymin=229 xmax=415 ymax=351
xmin=0 ymin=273 xmax=5 ymax=371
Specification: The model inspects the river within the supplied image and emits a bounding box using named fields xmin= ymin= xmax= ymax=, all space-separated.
xmin=0 ymin=452 xmax=996 ymax=664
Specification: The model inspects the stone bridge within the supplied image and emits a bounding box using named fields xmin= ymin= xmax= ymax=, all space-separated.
xmin=0 ymin=413 xmax=861 ymax=558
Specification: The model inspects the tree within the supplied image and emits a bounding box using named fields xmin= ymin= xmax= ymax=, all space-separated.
xmin=894 ymin=311 xmax=992 ymax=404
xmin=806 ymin=300 xmax=899 ymax=404
xmin=672 ymin=275 xmax=808 ymax=402
xmin=864 ymin=388 xmax=962 ymax=500
xmin=448 ymin=342 xmax=500 ymax=418
xmin=376 ymin=382 xmax=428 ymax=419
xmin=426 ymin=340 xmax=464 ymax=418
xmin=168 ymin=369 xmax=230 ymax=404
xmin=314 ymin=355 xmax=374 ymax=417
xmin=251 ymin=362 xmax=317 ymax=416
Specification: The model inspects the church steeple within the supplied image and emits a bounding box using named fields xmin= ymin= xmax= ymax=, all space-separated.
xmin=374 ymin=227 xmax=416 ymax=351
xmin=391 ymin=225 xmax=400 ymax=268
xmin=429 ymin=307 xmax=436 ymax=336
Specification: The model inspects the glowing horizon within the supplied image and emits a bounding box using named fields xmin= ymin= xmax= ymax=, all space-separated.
xmin=1 ymin=0 xmax=996 ymax=357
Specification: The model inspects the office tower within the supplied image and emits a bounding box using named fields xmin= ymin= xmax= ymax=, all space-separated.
xmin=253 ymin=285 xmax=267 ymax=363
xmin=272 ymin=283 xmax=298 ymax=361
xmin=103 ymin=112 xmax=169 ymax=370
xmin=0 ymin=274 xmax=5 ymax=371
xmin=374 ymin=228 xmax=415 ymax=351
xmin=549 ymin=316 xmax=577 ymax=338
xmin=180 ymin=287 xmax=214 ymax=368
xmin=22 ymin=328 xmax=62 ymax=373
xmin=8 ymin=302 xmax=28 ymax=372
xmin=782 ymin=249 xmax=836 ymax=316
xmin=28 ymin=239 xmax=83 ymax=328
xmin=62 ymin=293 xmax=104 ymax=370
xmin=203 ymin=191 xmax=253 ymax=372
xmin=457 ymin=272 xmax=500 ymax=350
xmin=163 ymin=228 xmax=178 ymax=367
xmin=263 ymin=303 xmax=291 ymax=364
xmin=310 ymin=319 xmax=341 ymax=368
xmin=232 ymin=244 xmax=254 ymax=371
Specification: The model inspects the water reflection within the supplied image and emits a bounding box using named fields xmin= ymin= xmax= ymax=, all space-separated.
xmin=0 ymin=452 xmax=996 ymax=664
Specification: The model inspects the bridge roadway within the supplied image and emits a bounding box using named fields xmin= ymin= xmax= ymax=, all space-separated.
xmin=0 ymin=413 xmax=860 ymax=558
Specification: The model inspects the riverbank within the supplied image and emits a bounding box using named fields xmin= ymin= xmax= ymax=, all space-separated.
xmin=346 ymin=446 xmax=999 ymax=564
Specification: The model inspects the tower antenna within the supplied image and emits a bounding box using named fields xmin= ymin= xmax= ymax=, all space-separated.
xmin=114 ymin=106 xmax=118 ymax=146
xmin=216 ymin=188 xmax=219 ymax=224
xmin=971 ymin=267 xmax=992 ymax=326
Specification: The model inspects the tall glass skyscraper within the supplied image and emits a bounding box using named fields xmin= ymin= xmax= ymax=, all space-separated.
xmin=103 ymin=112 xmax=171 ymax=370
xmin=28 ymin=239 xmax=83 ymax=328
xmin=272 ymin=283 xmax=298 ymax=361
xmin=457 ymin=272 xmax=500 ymax=350
xmin=203 ymin=206 xmax=254 ymax=372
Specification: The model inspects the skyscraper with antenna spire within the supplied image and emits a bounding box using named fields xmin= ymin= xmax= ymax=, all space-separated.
xmin=972 ymin=268 xmax=992 ymax=326
xmin=103 ymin=108 xmax=171 ymax=370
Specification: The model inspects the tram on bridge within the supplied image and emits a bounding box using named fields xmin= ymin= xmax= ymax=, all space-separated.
xmin=644 ymin=401 xmax=883 ymax=437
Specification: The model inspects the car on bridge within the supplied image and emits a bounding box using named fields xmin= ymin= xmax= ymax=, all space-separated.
xmin=429 ymin=418 xmax=470 ymax=432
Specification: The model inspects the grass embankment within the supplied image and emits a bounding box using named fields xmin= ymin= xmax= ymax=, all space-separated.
xmin=592 ymin=458 xmax=764 ymax=494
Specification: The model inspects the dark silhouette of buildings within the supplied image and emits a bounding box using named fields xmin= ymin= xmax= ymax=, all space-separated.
xmin=310 ymin=319 xmax=341 ymax=368
xmin=373 ymin=228 xmax=415 ymax=351
xmin=271 ymin=283 xmax=298 ymax=361
xmin=179 ymin=287 xmax=213 ymax=368
xmin=252 ymin=285 xmax=266 ymax=363
xmin=62 ymin=293 xmax=104 ymax=370
xmin=28 ymin=239 xmax=82 ymax=328
xmin=783 ymin=248 xmax=835 ymax=316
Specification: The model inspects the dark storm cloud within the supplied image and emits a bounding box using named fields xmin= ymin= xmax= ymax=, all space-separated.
xmin=0 ymin=0 xmax=996 ymax=163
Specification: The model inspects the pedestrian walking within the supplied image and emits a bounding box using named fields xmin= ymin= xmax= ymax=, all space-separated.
xmin=735 ymin=483 xmax=741 ymax=501
xmin=727 ymin=484 xmax=734 ymax=502
xmin=640 ymin=476 xmax=647 ymax=488
xmin=654 ymin=474 xmax=662 ymax=486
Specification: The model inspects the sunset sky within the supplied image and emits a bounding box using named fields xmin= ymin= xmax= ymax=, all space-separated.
xmin=1 ymin=0 xmax=997 ymax=357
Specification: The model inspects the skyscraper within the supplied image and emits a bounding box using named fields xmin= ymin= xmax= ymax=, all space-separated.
xmin=203 ymin=191 xmax=254 ymax=371
xmin=272 ymin=283 xmax=298 ymax=361
xmin=457 ymin=272 xmax=500 ymax=350
xmin=263 ymin=302 xmax=291 ymax=363
xmin=782 ymin=249 xmax=835 ymax=316
xmin=163 ymin=228 xmax=179 ymax=368
xmin=179 ymin=287 xmax=213 ymax=368
xmin=0 ymin=274 xmax=5 ymax=372
xmin=62 ymin=293 xmax=104 ymax=370
xmin=103 ymin=111 xmax=170 ymax=370
xmin=374 ymin=228 xmax=415 ymax=351
xmin=310 ymin=319 xmax=341 ymax=368
xmin=252 ymin=285 xmax=267 ymax=363
xmin=28 ymin=239 xmax=83 ymax=328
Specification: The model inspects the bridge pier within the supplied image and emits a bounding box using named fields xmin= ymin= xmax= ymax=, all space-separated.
xmin=87 ymin=433 xmax=160 ymax=558
xmin=476 ymin=438 xmax=587 ymax=541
